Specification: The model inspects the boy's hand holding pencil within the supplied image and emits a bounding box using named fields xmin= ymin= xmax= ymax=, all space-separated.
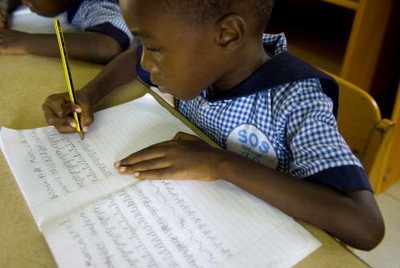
xmin=53 ymin=17 xmax=85 ymax=139
xmin=42 ymin=91 xmax=94 ymax=136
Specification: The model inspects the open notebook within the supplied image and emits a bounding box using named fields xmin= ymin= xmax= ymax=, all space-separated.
xmin=0 ymin=94 xmax=320 ymax=267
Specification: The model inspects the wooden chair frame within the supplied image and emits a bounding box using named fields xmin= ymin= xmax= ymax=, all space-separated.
xmin=330 ymin=72 xmax=395 ymax=194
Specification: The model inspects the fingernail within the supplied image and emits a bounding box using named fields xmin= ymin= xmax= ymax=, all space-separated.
xmin=114 ymin=161 xmax=120 ymax=168
xmin=75 ymin=107 xmax=82 ymax=113
xmin=119 ymin=166 xmax=126 ymax=172
xmin=70 ymin=121 xmax=76 ymax=128
xmin=83 ymin=126 xmax=89 ymax=132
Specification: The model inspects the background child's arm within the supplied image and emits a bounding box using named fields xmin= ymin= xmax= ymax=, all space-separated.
xmin=0 ymin=0 xmax=7 ymax=28
xmin=0 ymin=0 xmax=21 ymax=28
xmin=0 ymin=29 xmax=122 ymax=64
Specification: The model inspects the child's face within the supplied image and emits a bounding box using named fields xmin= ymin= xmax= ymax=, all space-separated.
xmin=121 ymin=0 xmax=227 ymax=100
xmin=22 ymin=0 xmax=72 ymax=17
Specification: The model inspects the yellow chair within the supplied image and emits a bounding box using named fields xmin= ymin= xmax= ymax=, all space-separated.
xmin=329 ymin=72 xmax=395 ymax=194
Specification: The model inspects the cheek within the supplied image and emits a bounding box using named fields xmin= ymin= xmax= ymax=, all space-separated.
xmin=157 ymin=49 xmax=215 ymax=98
xmin=169 ymin=69 xmax=210 ymax=99
xmin=184 ymin=61 xmax=215 ymax=89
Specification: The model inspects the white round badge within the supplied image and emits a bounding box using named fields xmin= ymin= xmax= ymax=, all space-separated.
xmin=226 ymin=124 xmax=278 ymax=169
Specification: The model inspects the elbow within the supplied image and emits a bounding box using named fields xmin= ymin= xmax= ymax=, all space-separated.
xmin=93 ymin=47 xmax=121 ymax=65
xmin=359 ymin=219 xmax=385 ymax=251
xmin=341 ymin=189 xmax=385 ymax=251
xmin=98 ymin=48 xmax=121 ymax=64
xmin=92 ymin=39 xmax=123 ymax=65
xmin=348 ymin=213 xmax=385 ymax=251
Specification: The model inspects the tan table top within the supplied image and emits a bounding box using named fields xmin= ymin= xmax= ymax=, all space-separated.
xmin=0 ymin=54 xmax=368 ymax=267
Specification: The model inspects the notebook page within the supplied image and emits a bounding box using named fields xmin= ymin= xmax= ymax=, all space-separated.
xmin=0 ymin=94 xmax=196 ymax=223
xmin=0 ymin=94 xmax=320 ymax=267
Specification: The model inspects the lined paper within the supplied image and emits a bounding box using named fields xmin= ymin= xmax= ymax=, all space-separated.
xmin=0 ymin=94 xmax=320 ymax=267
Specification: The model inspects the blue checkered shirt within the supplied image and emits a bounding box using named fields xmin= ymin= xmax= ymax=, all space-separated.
xmin=177 ymin=33 xmax=371 ymax=192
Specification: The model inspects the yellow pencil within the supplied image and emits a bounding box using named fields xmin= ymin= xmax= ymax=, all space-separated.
xmin=54 ymin=18 xmax=84 ymax=140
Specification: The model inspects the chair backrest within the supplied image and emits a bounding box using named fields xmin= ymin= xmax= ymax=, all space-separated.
xmin=328 ymin=72 xmax=395 ymax=194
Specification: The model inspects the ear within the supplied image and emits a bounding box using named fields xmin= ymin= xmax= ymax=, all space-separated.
xmin=215 ymin=14 xmax=246 ymax=51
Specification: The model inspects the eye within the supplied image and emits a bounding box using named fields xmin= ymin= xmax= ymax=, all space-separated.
xmin=146 ymin=46 xmax=161 ymax=53
xmin=135 ymin=36 xmax=162 ymax=53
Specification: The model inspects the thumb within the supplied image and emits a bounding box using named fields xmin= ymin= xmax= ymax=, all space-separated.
xmin=74 ymin=104 xmax=94 ymax=132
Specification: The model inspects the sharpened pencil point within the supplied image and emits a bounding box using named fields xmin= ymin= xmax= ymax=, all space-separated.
xmin=79 ymin=131 xmax=84 ymax=140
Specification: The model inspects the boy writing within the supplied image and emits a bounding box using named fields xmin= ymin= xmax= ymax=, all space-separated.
xmin=0 ymin=0 xmax=134 ymax=64
xmin=42 ymin=0 xmax=384 ymax=250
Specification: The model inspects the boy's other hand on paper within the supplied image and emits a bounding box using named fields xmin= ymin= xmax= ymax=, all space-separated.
xmin=42 ymin=91 xmax=94 ymax=134
xmin=115 ymin=132 xmax=224 ymax=181
xmin=0 ymin=29 xmax=29 ymax=54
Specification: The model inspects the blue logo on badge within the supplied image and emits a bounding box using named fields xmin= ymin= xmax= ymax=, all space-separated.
xmin=226 ymin=124 xmax=278 ymax=168
xmin=237 ymin=129 xmax=271 ymax=154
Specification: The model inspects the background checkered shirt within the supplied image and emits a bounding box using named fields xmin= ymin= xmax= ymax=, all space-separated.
xmin=69 ymin=0 xmax=134 ymax=49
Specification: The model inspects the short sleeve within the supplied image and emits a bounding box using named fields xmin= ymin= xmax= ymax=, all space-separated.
xmin=306 ymin=165 xmax=372 ymax=192
xmin=68 ymin=0 xmax=134 ymax=51
xmin=282 ymin=79 xmax=372 ymax=191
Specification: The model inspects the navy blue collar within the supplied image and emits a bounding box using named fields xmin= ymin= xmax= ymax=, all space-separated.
xmin=67 ymin=0 xmax=84 ymax=22
xmin=205 ymin=51 xmax=338 ymax=117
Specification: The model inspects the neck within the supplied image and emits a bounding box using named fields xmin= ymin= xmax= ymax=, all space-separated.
xmin=211 ymin=45 xmax=270 ymax=93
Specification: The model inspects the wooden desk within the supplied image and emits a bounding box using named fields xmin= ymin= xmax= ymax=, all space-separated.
xmin=0 ymin=54 xmax=368 ymax=267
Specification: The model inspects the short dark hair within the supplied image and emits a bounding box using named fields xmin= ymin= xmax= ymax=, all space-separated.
xmin=160 ymin=0 xmax=275 ymax=30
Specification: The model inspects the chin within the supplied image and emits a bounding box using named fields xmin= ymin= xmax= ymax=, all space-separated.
xmin=175 ymin=93 xmax=199 ymax=101
xmin=157 ymin=85 xmax=200 ymax=100
xmin=157 ymin=85 xmax=168 ymax=93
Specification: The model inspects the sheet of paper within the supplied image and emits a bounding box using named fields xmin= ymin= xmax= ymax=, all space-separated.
xmin=0 ymin=94 xmax=320 ymax=267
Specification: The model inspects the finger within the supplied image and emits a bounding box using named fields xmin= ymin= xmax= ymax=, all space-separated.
xmin=172 ymin=131 xmax=199 ymax=141
xmin=45 ymin=115 xmax=77 ymax=133
xmin=131 ymin=167 xmax=211 ymax=181
xmin=115 ymin=145 xmax=167 ymax=168
xmin=132 ymin=167 xmax=175 ymax=180
xmin=119 ymin=164 xmax=181 ymax=180
xmin=44 ymin=95 xmax=74 ymax=118
xmin=74 ymin=104 xmax=93 ymax=132
xmin=42 ymin=102 xmax=77 ymax=133
xmin=117 ymin=157 xmax=170 ymax=176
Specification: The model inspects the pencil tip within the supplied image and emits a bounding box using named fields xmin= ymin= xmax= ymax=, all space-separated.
xmin=79 ymin=132 xmax=84 ymax=140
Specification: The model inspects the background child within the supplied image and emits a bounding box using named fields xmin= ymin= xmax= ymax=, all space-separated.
xmin=0 ymin=0 xmax=134 ymax=64
xmin=0 ymin=0 xmax=21 ymax=28
xmin=42 ymin=0 xmax=384 ymax=250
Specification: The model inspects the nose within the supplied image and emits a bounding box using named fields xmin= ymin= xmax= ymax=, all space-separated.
xmin=140 ymin=48 xmax=158 ymax=75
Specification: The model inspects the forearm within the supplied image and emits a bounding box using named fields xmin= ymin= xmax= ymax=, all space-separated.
xmin=16 ymin=32 xmax=60 ymax=57
xmin=114 ymin=131 xmax=383 ymax=249
xmin=20 ymin=32 xmax=121 ymax=64
xmin=63 ymin=32 xmax=122 ymax=64
xmin=214 ymin=152 xmax=383 ymax=249
xmin=79 ymin=46 xmax=138 ymax=105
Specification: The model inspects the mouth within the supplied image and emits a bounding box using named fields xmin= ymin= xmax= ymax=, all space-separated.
xmin=151 ymin=77 xmax=165 ymax=91
xmin=157 ymin=85 xmax=168 ymax=93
